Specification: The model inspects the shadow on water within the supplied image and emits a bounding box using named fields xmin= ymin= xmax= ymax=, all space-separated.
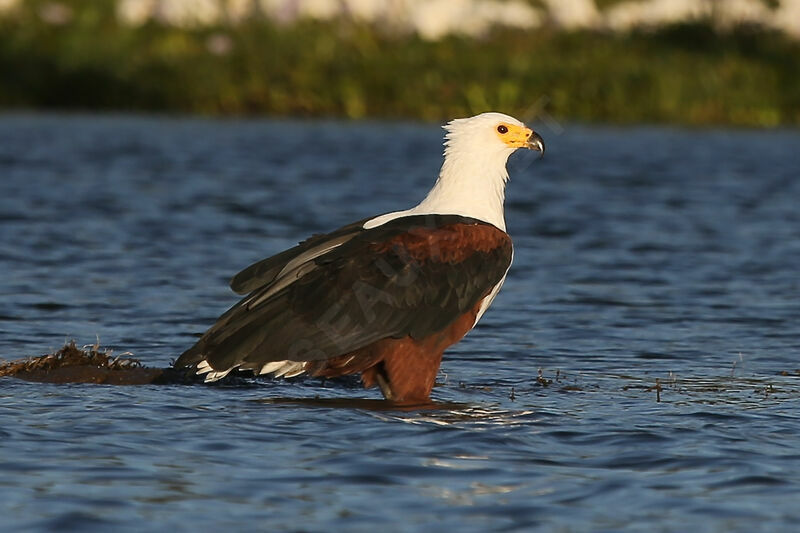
xmin=253 ymin=396 xmax=470 ymax=412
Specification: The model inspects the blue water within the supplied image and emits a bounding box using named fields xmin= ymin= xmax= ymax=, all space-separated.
xmin=1 ymin=114 xmax=800 ymax=531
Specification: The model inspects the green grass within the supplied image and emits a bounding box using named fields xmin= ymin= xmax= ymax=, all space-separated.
xmin=1 ymin=2 xmax=799 ymax=126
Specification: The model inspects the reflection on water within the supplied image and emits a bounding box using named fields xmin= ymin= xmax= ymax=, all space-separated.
xmin=1 ymin=115 xmax=800 ymax=531
xmin=367 ymin=405 xmax=539 ymax=427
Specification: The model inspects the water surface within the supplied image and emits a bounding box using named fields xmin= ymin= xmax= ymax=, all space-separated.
xmin=1 ymin=115 xmax=799 ymax=531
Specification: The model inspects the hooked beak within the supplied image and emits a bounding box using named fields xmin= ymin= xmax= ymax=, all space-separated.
xmin=527 ymin=131 xmax=545 ymax=158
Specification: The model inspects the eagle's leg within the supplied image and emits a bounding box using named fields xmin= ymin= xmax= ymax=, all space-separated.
xmin=375 ymin=369 xmax=395 ymax=401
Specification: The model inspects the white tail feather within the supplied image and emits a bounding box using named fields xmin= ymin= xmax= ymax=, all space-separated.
xmin=273 ymin=361 xmax=306 ymax=378
xmin=194 ymin=360 xmax=238 ymax=382
xmin=258 ymin=361 xmax=287 ymax=375
xmin=203 ymin=368 xmax=235 ymax=382
xmin=195 ymin=358 xmax=306 ymax=382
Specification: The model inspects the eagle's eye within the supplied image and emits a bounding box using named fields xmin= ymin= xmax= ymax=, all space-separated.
xmin=497 ymin=125 xmax=508 ymax=134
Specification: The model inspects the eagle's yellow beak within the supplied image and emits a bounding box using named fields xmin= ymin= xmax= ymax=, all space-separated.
xmin=496 ymin=123 xmax=545 ymax=156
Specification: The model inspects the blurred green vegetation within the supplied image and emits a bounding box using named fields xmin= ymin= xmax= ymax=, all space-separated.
xmin=1 ymin=1 xmax=799 ymax=126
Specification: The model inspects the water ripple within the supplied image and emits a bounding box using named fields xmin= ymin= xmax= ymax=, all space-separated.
xmin=1 ymin=116 xmax=800 ymax=531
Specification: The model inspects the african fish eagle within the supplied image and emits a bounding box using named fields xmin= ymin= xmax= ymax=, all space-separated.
xmin=175 ymin=112 xmax=545 ymax=403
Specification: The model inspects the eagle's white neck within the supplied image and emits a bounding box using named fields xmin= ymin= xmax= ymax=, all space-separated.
xmin=364 ymin=118 xmax=516 ymax=231
xmin=412 ymin=143 xmax=512 ymax=231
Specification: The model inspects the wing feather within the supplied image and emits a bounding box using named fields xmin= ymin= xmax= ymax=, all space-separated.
xmin=229 ymin=217 xmax=369 ymax=295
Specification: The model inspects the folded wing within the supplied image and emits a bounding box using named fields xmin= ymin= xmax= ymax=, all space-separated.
xmin=175 ymin=214 xmax=512 ymax=379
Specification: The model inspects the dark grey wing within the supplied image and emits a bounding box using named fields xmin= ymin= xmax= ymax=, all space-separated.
xmin=175 ymin=215 xmax=512 ymax=375
xmin=229 ymin=217 xmax=370 ymax=295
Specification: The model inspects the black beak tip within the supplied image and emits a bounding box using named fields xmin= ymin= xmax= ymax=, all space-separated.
xmin=528 ymin=132 xmax=545 ymax=158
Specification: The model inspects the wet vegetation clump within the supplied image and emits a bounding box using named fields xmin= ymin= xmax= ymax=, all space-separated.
xmin=0 ymin=341 xmax=188 ymax=385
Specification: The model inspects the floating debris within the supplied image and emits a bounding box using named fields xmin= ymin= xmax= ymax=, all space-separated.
xmin=535 ymin=368 xmax=552 ymax=387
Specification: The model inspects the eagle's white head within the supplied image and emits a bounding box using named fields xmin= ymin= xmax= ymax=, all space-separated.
xmin=418 ymin=112 xmax=544 ymax=231
xmin=364 ymin=112 xmax=544 ymax=232
xmin=444 ymin=112 xmax=544 ymax=161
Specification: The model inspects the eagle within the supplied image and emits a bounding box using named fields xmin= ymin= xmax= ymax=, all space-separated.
xmin=175 ymin=112 xmax=544 ymax=403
